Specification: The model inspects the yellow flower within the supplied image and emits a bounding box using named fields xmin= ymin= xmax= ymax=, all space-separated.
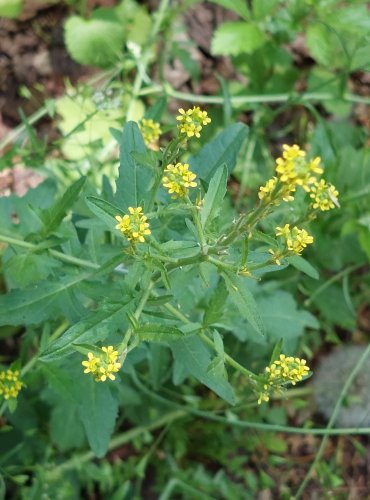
xmin=275 ymin=144 xmax=323 ymax=191
xmin=115 ymin=207 xmax=151 ymax=244
xmin=258 ymin=177 xmax=278 ymax=202
xmin=139 ymin=118 xmax=162 ymax=148
xmin=275 ymin=224 xmax=313 ymax=255
xmin=176 ymin=106 xmax=211 ymax=138
xmin=162 ymin=162 xmax=197 ymax=199
xmin=309 ymin=179 xmax=339 ymax=211
xmin=0 ymin=369 xmax=23 ymax=400
xmin=257 ymin=354 xmax=310 ymax=404
xmin=82 ymin=346 xmax=122 ymax=382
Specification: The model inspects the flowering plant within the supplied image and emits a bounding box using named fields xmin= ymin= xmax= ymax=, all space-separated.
xmin=0 ymin=105 xmax=339 ymax=458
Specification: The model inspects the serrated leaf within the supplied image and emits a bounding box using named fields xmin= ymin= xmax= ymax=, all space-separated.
xmin=201 ymin=165 xmax=228 ymax=229
xmin=78 ymin=377 xmax=118 ymax=457
xmin=221 ymin=270 xmax=264 ymax=335
xmin=208 ymin=0 xmax=249 ymax=20
xmin=286 ymin=255 xmax=319 ymax=280
xmin=136 ymin=323 xmax=185 ymax=342
xmin=115 ymin=121 xmax=158 ymax=211
xmin=0 ymin=274 xmax=88 ymax=326
xmin=171 ymin=336 xmax=235 ymax=404
xmin=40 ymin=301 xmax=133 ymax=361
xmin=64 ymin=12 xmax=124 ymax=67
xmin=189 ymin=123 xmax=248 ymax=182
xmin=40 ymin=177 xmax=86 ymax=237
xmin=212 ymin=22 xmax=267 ymax=56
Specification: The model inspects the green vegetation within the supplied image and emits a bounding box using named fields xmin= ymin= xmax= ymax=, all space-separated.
xmin=0 ymin=0 xmax=369 ymax=497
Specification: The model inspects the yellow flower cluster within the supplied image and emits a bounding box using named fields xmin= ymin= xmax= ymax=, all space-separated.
xmin=276 ymin=224 xmax=313 ymax=254
xmin=162 ymin=162 xmax=197 ymax=199
xmin=258 ymin=144 xmax=339 ymax=212
xmin=115 ymin=207 xmax=151 ymax=244
xmin=0 ymin=369 xmax=23 ymax=400
xmin=269 ymin=224 xmax=313 ymax=265
xmin=258 ymin=354 xmax=310 ymax=404
xmin=82 ymin=346 xmax=122 ymax=382
xmin=309 ymin=179 xmax=339 ymax=211
xmin=176 ymin=106 xmax=211 ymax=138
xmin=276 ymin=144 xmax=323 ymax=191
xmin=139 ymin=118 xmax=162 ymax=148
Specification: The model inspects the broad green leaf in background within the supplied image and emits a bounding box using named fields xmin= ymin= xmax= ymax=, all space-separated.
xmin=212 ymin=22 xmax=267 ymax=57
xmin=78 ymin=377 xmax=118 ymax=457
xmin=221 ymin=270 xmax=264 ymax=336
xmin=208 ymin=0 xmax=249 ymax=20
xmin=201 ymin=165 xmax=228 ymax=229
xmin=171 ymin=336 xmax=235 ymax=405
xmin=0 ymin=274 xmax=88 ymax=326
xmin=64 ymin=10 xmax=125 ymax=67
xmin=244 ymin=290 xmax=319 ymax=351
xmin=4 ymin=253 xmax=59 ymax=288
xmin=189 ymin=123 xmax=248 ymax=182
xmin=0 ymin=0 xmax=22 ymax=17
xmin=55 ymin=91 xmax=122 ymax=161
xmin=115 ymin=121 xmax=158 ymax=211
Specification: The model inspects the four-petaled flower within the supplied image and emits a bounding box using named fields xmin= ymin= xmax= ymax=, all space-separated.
xmin=162 ymin=162 xmax=197 ymax=199
xmin=176 ymin=106 xmax=211 ymax=138
xmin=82 ymin=346 xmax=122 ymax=382
xmin=309 ymin=179 xmax=339 ymax=211
xmin=0 ymin=369 xmax=23 ymax=400
xmin=115 ymin=207 xmax=151 ymax=244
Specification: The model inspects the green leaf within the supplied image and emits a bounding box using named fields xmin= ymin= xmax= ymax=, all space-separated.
xmin=40 ymin=177 xmax=86 ymax=237
xmin=115 ymin=121 xmax=158 ymax=211
xmin=78 ymin=377 xmax=118 ymax=457
xmin=286 ymin=255 xmax=319 ymax=280
xmin=86 ymin=196 xmax=124 ymax=231
xmin=212 ymin=22 xmax=267 ymax=56
xmin=244 ymin=289 xmax=319 ymax=350
xmin=4 ymin=253 xmax=59 ymax=288
xmin=201 ymin=165 xmax=228 ymax=229
xmin=171 ymin=336 xmax=235 ymax=404
xmin=269 ymin=339 xmax=283 ymax=364
xmin=64 ymin=12 xmax=125 ymax=68
xmin=136 ymin=323 xmax=186 ymax=342
xmin=208 ymin=0 xmax=249 ymax=20
xmin=203 ymin=279 xmax=228 ymax=327
xmin=40 ymin=301 xmax=133 ymax=361
xmin=221 ymin=270 xmax=264 ymax=335
xmin=189 ymin=123 xmax=248 ymax=182
xmin=0 ymin=0 xmax=22 ymax=17
xmin=0 ymin=274 xmax=88 ymax=326
xmin=50 ymin=403 xmax=85 ymax=452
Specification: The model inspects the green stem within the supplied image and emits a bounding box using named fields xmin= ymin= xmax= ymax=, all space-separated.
xmin=132 ymin=371 xmax=370 ymax=436
xmin=120 ymin=281 xmax=155 ymax=351
xmin=185 ymin=196 xmax=207 ymax=252
xmin=46 ymin=409 xmax=185 ymax=480
xmin=140 ymin=84 xmax=370 ymax=106
xmin=125 ymin=0 xmax=169 ymax=120
xmin=161 ymin=301 xmax=256 ymax=381
xmin=295 ymin=343 xmax=370 ymax=499
xmin=0 ymin=234 xmax=100 ymax=270
xmin=304 ymin=264 xmax=361 ymax=307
